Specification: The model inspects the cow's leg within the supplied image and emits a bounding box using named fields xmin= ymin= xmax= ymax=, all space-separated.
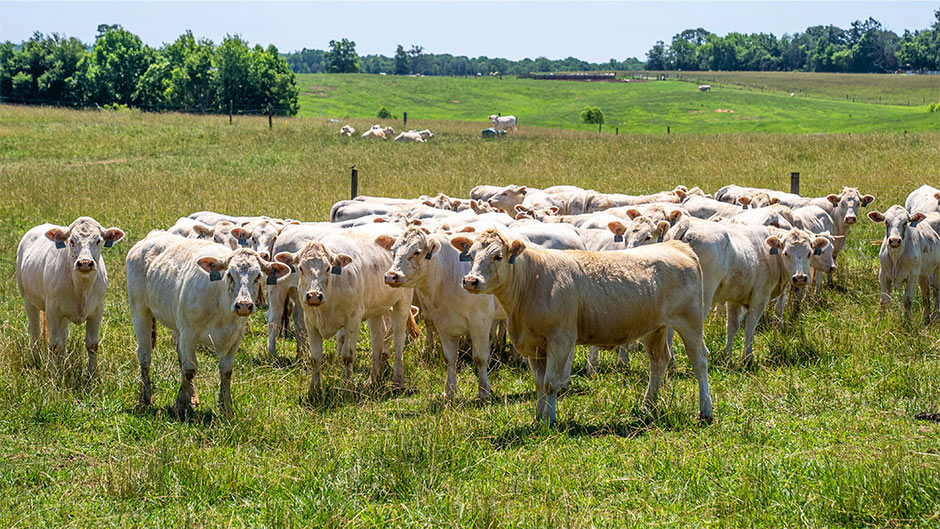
xmin=306 ymin=325 xmax=324 ymax=400
xmin=84 ymin=305 xmax=103 ymax=378
xmin=470 ymin=323 xmax=492 ymax=401
xmin=618 ymin=344 xmax=634 ymax=367
xmin=791 ymin=286 xmax=805 ymax=318
xmin=45 ymin=307 xmax=69 ymax=361
xmin=367 ymin=315 xmax=386 ymax=386
xmin=266 ymin=283 xmax=288 ymax=361
xmin=640 ymin=328 xmax=670 ymax=411
xmin=131 ymin=308 xmax=154 ymax=407
xmin=920 ymin=275 xmax=932 ymax=324
xmin=526 ymin=354 xmax=547 ymax=421
xmin=24 ymin=302 xmax=42 ymax=349
xmin=932 ymin=268 xmax=940 ymax=324
xmin=291 ymin=289 xmax=306 ymax=361
xmin=423 ymin=320 xmax=436 ymax=357
xmin=390 ymin=301 xmax=409 ymax=389
xmin=218 ymin=345 xmax=237 ymax=417
xmin=178 ymin=339 xmax=200 ymax=407
xmin=542 ymin=334 xmax=575 ymax=425
xmin=587 ymin=346 xmax=599 ymax=376
xmin=811 ymin=268 xmax=823 ymax=295
xmin=902 ymin=277 xmax=917 ymax=320
xmin=342 ymin=318 xmax=361 ymax=388
xmin=724 ymin=303 xmax=744 ymax=358
xmin=673 ymin=322 xmax=713 ymax=422
xmin=774 ymin=292 xmax=787 ymax=324
xmin=742 ymin=300 xmax=766 ymax=368
xmin=173 ymin=329 xmax=198 ymax=420
xmin=440 ymin=333 xmax=459 ymax=401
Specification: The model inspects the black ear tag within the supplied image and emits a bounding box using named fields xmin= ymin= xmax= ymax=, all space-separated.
xmin=813 ymin=247 xmax=822 ymax=256
xmin=104 ymin=239 xmax=113 ymax=248
xmin=238 ymin=236 xmax=248 ymax=247
xmin=614 ymin=234 xmax=624 ymax=243
xmin=288 ymin=263 xmax=296 ymax=273
xmin=55 ymin=240 xmax=65 ymax=249
xmin=331 ymin=264 xmax=343 ymax=275
xmin=459 ymin=251 xmax=471 ymax=262
xmin=910 ymin=220 xmax=920 ymax=228
xmin=657 ymin=235 xmax=664 ymax=243
xmin=267 ymin=274 xmax=278 ymax=285
xmin=209 ymin=269 xmax=222 ymax=281
xmin=508 ymin=254 xmax=516 ymax=265
xmin=424 ymin=251 xmax=433 ymax=260
xmin=769 ymin=247 xmax=778 ymax=255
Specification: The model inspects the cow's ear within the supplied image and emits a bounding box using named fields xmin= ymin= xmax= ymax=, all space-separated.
xmin=518 ymin=186 xmax=526 ymax=195
xmin=607 ymin=221 xmax=627 ymax=236
xmin=737 ymin=196 xmax=751 ymax=208
xmin=192 ymin=223 xmax=213 ymax=237
xmin=452 ymin=200 xmax=462 ymax=209
xmin=910 ymin=212 xmax=926 ymax=227
xmin=514 ymin=205 xmax=527 ymax=213
xmin=655 ymin=221 xmax=671 ymax=237
xmin=549 ymin=206 xmax=559 ymax=214
xmin=867 ymin=211 xmax=885 ymax=223
xmin=812 ymin=237 xmax=830 ymax=250
xmin=426 ymin=238 xmax=441 ymax=258
xmin=861 ymin=194 xmax=875 ymax=207
xmin=508 ymin=240 xmax=526 ymax=262
xmin=625 ymin=208 xmax=641 ymax=220
xmin=460 ymin=226 xmax=476 ymax=233
xmin=197 ymin=256 xmax=226 ymax=275
xmin=674 ymin=188 xmax=687 ymax=200
xmin=826 ymin=194 xmax=841 ymax=206
xmin=374 ymin=234 xmax=396 ymax=251
xmin=45 ymin=226 xmax=68 ymax=244
xmin=373 ymin=217 xmax=386 ymax=223
xmin=231 ymin=227 xmax=251 ymax=245
xmin=934 ymin=192 xmax=940 ymax=203
xmin=765 ymin=236 xmax=783 ymax=254
xmin=450 ymin=236 xmax=473 ymax=254
xmin=423 ymin=200 xmax=435 ymax=207
xmin=333 ymin=253 xmax=352 ymax=268
xmin=832 ymin=235 xmax=846 ymax=252
xmin=420 ymin=227 xmax=431 ymax=234
xmin=103 ymin=227 xmax=125 ymax=246
xmin=667 ymin=209 xmax=683 ymax=224
xmin=264 ymin=262 xmax=291 ymax=279
xmin=274 ymin=251 xmax=297 ymax=265
xmin=770 ymin=197 xmax=780 ymax=205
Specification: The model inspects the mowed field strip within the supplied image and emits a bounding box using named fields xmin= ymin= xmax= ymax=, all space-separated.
xmin=297 ymin=73 xmax=940 ymax=134
xmin=1 ymin=78 xmax=940 ymax=527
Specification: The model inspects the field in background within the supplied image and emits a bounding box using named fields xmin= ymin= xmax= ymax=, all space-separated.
xmin=1 ymin=105 xmax=940 ymax=526
xmin=647 ymin=70 xmax=940 ymax=107
xmin=297 ymin=73 xmax=940 ymax=134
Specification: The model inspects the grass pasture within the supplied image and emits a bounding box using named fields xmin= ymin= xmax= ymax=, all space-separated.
xmin=1 ymin=102 xmax=940 ymax=527
xmin=297 ymin=73 xmax=940 ymax=134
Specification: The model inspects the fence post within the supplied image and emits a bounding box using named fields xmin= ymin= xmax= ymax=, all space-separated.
xmin=403 ymin=111 xmax=407 ymax=129
xmin=615 ymin=127 xmax=619 ymax=135
xmin=229 ymin=100 xmax=233 ymax=124
xmin=267 ymin=104 xmax=273 ymax=129
xmin=790 ymin=172 xmax=800 ymax=195
xmin=350 ymin=165 xmax=358 ymax=199
xmin=667 ymin=126 xmax=670 ymax=135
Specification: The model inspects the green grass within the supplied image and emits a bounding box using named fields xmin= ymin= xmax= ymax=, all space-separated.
xmin=647 ymin=70 xmax=940 ymax=107
xmin=297 ymin=73 xmax=940 ymax=134
xmin=1 ymin=104 xmax=940 ymax=526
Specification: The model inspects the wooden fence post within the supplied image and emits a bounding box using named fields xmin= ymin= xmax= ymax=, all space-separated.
xmin=667 ymin=126 xmax=670 ymax=135
xmin=790 ymin=172 xmax=800 ymax=195
xmin=403 ymin=111 xmax=407 ymax=129
xmin=267 ymin=104 xmax=273 ymax=129
xmin=350 ymin=165 xmax=358 ymax=199
xmin=229 ymin=100 xmax=233 ymax=124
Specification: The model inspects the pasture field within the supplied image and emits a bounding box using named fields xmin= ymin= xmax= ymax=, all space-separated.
xmin=2 ymin=104 xmax=940 ymax=527
xmin=646 ymin=70 xmax=940 ymax=107
xmin=297 ymin=73 xmax=940 ymax=134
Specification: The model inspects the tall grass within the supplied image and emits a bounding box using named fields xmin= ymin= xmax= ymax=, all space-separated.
xmin=0 ymin=105 xmax=939 ymax=527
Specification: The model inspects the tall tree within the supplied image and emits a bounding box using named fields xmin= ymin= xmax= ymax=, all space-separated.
xmin=326 ymin=38 xmax=359 ymax=73
xmin=408 ymin=45 xmax=424 ymax=74
xmin=394 ymin=44 xmax=409 ymax=75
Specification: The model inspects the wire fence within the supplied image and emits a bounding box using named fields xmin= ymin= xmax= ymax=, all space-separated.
xmin=0 ymin=95 xmax=294 ymax=116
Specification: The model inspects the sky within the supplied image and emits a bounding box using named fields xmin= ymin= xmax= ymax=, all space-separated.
xmin=1 ymin=1 xmax=936 ymax=62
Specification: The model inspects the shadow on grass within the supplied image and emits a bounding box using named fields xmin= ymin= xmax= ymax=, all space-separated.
xmin=127 ymin=404 xmax=217 ymax=426
xmin=489 ymin=416 xmax=656 ymax=448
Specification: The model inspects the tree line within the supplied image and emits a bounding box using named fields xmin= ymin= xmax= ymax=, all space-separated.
xmin=285 ymin=38 xmax=644 ymax=76
xmin=1 ymin=25 xmax=299 ymax=115
xmin=646 ymin=10 xmax=940 ymax=73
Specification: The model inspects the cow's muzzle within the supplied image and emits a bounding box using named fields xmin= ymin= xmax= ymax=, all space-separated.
xmin=791 ymin=274 xmax=809 ymax=286
xmin=844 ymin=216 xmax=857 ymax=225
xmin=75 ymin=259 xmax=96 ymax=273
xmin=305 ymin=290 xmax=324 ymax=306
xmin=384 ymin=271 xmax=404 ymax=287
xmin=234 ymin=300 xmax=255 ymax=316
xmin=888 ymin=237 xmax=902 ymax=248
xmin=462 ymin=275 xmax=483 ymax=292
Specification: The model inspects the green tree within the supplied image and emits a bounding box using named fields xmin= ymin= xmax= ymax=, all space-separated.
xmin=646 ymin=41 xmax=669 ymax=70
xmin=214 ymin=34 xmax=253 ymax=111
xmin=394 ymin=44 xmax=409 ymax=75
xmin=77 ymin=24 xmax=155 ymax=105
xmin=408 ymin=45 xmax=424 ymax=74
xmin=247 ymin=44 xmax=299 ymax=115
xmin=327 ymin=38 xmax=359 ymax=73
xmin=162 ymin=31 xmax=216 ymax=111
xmin=580 ymin=105 xmax=604 ymax=132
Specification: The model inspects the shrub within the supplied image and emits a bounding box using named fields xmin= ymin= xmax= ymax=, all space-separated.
xmin=377 ymin=107 xmax=393 ymax=119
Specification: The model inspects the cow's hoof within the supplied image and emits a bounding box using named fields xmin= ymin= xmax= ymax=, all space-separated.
xmin=698 ymin=413 xmax=714 ymax=425
xmin=173 ymin=397 xmax=193 ymax=420
xmin=137 ymin=386 xmax=153 ymax=407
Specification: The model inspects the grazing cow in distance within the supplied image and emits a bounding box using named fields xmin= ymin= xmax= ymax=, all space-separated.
xmin=451 ymin=229 xmax=713 ymax=425
xmin=698 ymin=84 xmax=711 ymax=91
xmin=488 ymin=114 xmax=517 ymax=135
xmin=394 ymin=131 xmax=427 ymax=143
xmin=126 ymin=231 xmax=290 ymax=418
xmin=362 ymin=126 xmax=395 ymax=140
xmin=16 ymin=216 xmax=125 ymax=377
xmin=340 ymin=124 xmax=355 ymax=136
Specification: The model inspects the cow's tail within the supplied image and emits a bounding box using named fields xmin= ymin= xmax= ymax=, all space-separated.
xmin=151 ymin=317 xmax=157 ymax=349
xmin=407 ymin=306 xmax=421 ymax=339
xmin=280 ymin=294 xmax=292 ymax=337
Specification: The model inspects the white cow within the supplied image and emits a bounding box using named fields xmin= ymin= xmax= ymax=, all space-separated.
xmin=905 ymin=185 xmax=940 ymax=215
xmin=126 ymin=231 xmax=290 ymax=418
xmin=340 ymin=124 xmax=355 ymax=136
xmin=394 ymin=131 xmax=427 ymax=143
xmin=488 ymin=114 xmax=517 ymax=135
xmin=16 ymin=217 xmax=125 ymax=376
xmin=361 ymin=126 xmax=395 ymax=140
xmin=378 ymin=226 xmax=506 ymax=401
xmin=868 ymin=205 xmax=940 ymax=322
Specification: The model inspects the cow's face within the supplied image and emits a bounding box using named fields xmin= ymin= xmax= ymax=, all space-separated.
xmin=244 ymin=219 xmax=284 ymax=261
xmin=452 ymin=229 xmax=523 ymax=294
xmin=766 ymin=228 xmax=824 ymax=287
xmin=378 ymin=227 xmax=439 ymax=288
xmin=46 ymin=217 xmax=124 ymax=277
xmin=488 ymin=185 xmax=527 ymax=212
xmin=810 ymin=233 xmax=842 ymax=275
xmin=211 ymin=221 xmax=242 ymax=249
xmin=197 ymin=249 xmax=288 ymax=316
xmin=828 ymin=188 xmax=875 ymax=227
xmin=612 ymin=217 xmax=670 ymax=248
xmin=276 ymin=241 xmax=351 ymax=308
xmin=868 ymin=205 xmax=924 ymax=251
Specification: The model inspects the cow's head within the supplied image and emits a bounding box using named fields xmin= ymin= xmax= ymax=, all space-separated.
xmin=810 ymin=231 xmax=844 ymax=275
xmin=377 ymin=226 xmax=440 ymax=288
xmin=765 ymin=228 xmax=826 ymax=287
xmin=242 ymin=218 xmax=292 ymax=261
xmin=46 ymin=217 xmax=124 ymax=277
xmin=451 ymin=229 xmax=522 ymax=294
xmin=868 ymin=205 xmax=924 ymax=251
xmin=275 ymin=241 xmax=351 ymax=308
xmin=828 ymin=187 xmax=876 ymax=228
xmin=488 ymin=185 xmax=527 ymax=212
xmin=469 ymin=199 xmax=494 ymax=214
xmin=609 ymin=217 xmax=670 ymax=248
xmin=488 ymin=114 xmax=499 ymax=123
xmin=196 ymin=248 xmax=288 ymax=316
xmin=417 ymin=129 xmax=434 ymax=140
xmin=210 ymin=221 xmax=243 ymax=249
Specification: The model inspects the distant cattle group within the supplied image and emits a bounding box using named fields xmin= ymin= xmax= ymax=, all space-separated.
xmin=23 ymin=177 xmax=940 ymax=426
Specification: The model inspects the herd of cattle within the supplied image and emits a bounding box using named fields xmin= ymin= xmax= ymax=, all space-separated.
xmin=341 ymin=124 xmax=436 ymax=142
xmin=17 ymin=182 xmax=940 ymax=425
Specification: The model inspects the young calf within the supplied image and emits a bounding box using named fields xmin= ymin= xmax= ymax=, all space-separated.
xmin=16 ymin=217 xmax=124 ymax=376
xmin=868 ymin=206 xmax=940 ymax=322
xmin=451 ymin=229 xmax=713 ymax=425
xmin=126 ymin=232 xmax=289 ymax=418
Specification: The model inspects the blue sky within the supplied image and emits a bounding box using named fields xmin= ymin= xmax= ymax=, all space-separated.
xmin=1 ymin=1 xmax=935 ymax=62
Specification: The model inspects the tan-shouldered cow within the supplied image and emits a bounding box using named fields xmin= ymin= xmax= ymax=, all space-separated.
xmin=126 ymin=231 xmax=289 ymax=418
xmin=450 ymin=229 xmax=713 ymax=425
xmin=16 ymin=217 xmax=125 ymax=376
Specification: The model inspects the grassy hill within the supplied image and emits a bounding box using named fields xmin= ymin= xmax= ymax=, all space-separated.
xmin=297 ymin=73 xmax=940 ymax=134
xmin=1 ymin=105 xmax=939 ymax=526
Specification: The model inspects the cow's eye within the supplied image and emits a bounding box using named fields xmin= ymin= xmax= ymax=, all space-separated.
xmin=784 ymin=251 xmax=788 ymax=256
xmin=807 ymin=251 xmax=812 ymax=258
xmin=644 ymin=235 xmax=651 ymax=241
xmin=254 ymin=275 xmax=260 ymax=282
xmin=69 ymin=239 xmax=76 ymax=247
xmin=494 ymin=253 xmax=502 ymax=261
